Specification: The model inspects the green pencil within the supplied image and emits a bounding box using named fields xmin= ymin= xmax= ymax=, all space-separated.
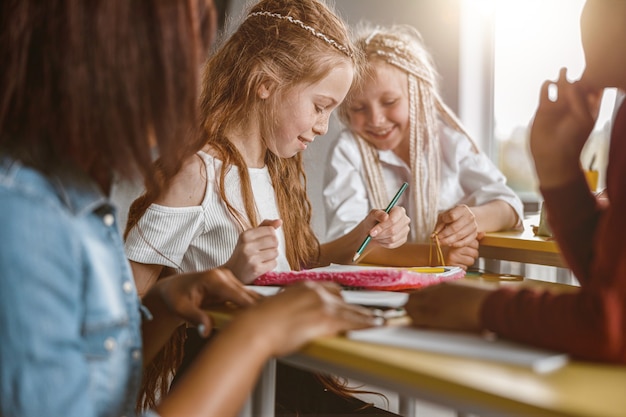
xmin=352 ymin=182 xmax=409 ymax=263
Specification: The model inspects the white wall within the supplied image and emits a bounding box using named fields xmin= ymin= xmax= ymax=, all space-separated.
xmin=226 ymin=0 xmax=463 ymax=238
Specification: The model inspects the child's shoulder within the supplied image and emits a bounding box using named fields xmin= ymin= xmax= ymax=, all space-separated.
xmin=331 ymin=129 xmax=362 ymax=153
xmin=439 ymin=123 xmax=480 ymax=157
xmin=154 ymin=153 xmax=207 ymax=207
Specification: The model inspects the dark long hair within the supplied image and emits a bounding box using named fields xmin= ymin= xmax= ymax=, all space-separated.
xmin=0 ymin=0 xmax=216 ymax=412
xmin=0 ymin=0 xmax=210 ymax=196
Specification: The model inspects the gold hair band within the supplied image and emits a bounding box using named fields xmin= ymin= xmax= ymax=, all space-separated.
xmin=247 ymin=11 xmax=352 ymax=58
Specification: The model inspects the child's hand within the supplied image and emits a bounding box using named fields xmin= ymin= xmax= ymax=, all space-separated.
xmin=224 ymin=219 xmax=283 ymax=284
xmin=152 ymin=268 xmax=262 ymax=337
xmin=530 ymin=68 xmax=603 ymax=189
xmin=433 ymin=205 xmax=478 ymax=247
xmin=443 ymin=236 xmax=481 ymax=270
xmin=238 ymin=281 xmax=383 ymax=357
xmin=363 ymin=206 xmax=410 ymax=249
xmin=405 ymin=281 xmax=492 ymax=332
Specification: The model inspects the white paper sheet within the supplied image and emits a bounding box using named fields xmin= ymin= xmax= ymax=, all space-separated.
xmin=347 ymin=325 xmax=569 ymax=374
xmin=246 ymin=285 xmax=408 ymax=308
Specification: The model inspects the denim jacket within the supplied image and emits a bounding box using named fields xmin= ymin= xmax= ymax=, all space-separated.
xmin=0 ymin=157 xmax=159 ymax=417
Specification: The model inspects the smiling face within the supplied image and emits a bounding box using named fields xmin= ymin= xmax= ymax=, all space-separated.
xmin=345 ymin=60 xmax=410 ymax=153
xmin=265 ymin=63 xmax=354 ymax=159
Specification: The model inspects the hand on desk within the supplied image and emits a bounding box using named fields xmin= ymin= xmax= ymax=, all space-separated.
xmin=150 ymin=268 xmax=262 ymax=337
xmin=443 ymin=235 xmax=482 ymax=270
xmin=433 ymin=204 xmax=478 ymax=248
xmin=150 ymin=273 xmax=382 ymax=355
xmin=405 ymin=281 xmax=492 ymax=332
xmin=236 ymin=281 xmax=383 ymax=356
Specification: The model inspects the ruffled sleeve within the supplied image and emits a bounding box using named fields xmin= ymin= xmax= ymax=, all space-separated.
xmin=125 ymin=204 xmax=204 ymax=270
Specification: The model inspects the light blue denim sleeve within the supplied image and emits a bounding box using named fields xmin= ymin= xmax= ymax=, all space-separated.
xmin=0 ymin=189 xmax=96 ymax=416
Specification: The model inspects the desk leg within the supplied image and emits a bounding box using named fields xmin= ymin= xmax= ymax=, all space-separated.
xmin=252 ymin=358 xmax=276 ymax=417
xmin=483 ymin=259 xmax=526 ymax=277
xmin=483 ymin=258 xmax=501 ymax=274
xmin=398 ymin=395 xmax=416 ymax=417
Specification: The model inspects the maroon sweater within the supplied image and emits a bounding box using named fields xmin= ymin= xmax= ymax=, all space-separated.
xmin=481 ymin=103 xmax=626 ymax=363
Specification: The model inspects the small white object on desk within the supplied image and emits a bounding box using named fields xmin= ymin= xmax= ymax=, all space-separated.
xmin=347 ymin=325 xmax=569 ymax=374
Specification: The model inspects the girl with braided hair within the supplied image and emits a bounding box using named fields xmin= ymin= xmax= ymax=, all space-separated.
xmin=325 ymin=24 xmax=523 ymax=268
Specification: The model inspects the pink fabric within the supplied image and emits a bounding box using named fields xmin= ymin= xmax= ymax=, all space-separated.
xmin=254 ymin=268 xmax=465 ymax=291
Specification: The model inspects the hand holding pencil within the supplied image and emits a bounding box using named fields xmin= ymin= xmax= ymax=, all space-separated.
xmin=353 ymin=182 xmax=410 ymax=262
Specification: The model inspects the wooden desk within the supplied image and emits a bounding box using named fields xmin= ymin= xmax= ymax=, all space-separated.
xmin=479 ymin=215 xmax=565 ymax=268
xmin=213 ymin=279 xmax=626 ymax=417
xmin=281 ymin=333 xmax=626 ymax=417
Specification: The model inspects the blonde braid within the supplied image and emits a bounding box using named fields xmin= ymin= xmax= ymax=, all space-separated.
xmin=418 ymin=77 xmax=441 ymax=241
xmin=436 ymin=99 xmax=479 ymax=153
xmin=355 ymin=135 xmax=388 ymax=211
xmin=407 ymin=76 xmax=423 ymax=242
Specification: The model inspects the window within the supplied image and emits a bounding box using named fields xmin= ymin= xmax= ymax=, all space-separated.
xmin=461 ymin=0 xmax=616 ymax=205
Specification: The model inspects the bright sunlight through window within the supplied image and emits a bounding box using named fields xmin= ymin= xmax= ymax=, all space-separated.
xmin=491 ymin=0 xmax=616 ymax=199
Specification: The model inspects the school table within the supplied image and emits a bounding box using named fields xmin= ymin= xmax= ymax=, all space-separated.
xmin=479 ymin=215 xmax=574 ymax=283
xmin=213 ymin=279 xmax=626 ymax=417
xmin=479 ymin=215 xmax=564 ymax=268
xmin=279 ymin=329 xmax=625 ymax=417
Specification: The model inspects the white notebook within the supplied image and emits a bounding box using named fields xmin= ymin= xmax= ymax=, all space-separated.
xmin=348 ymin=325 xmax=569 ymax=374
xmin=246 ymin=285 xmax=408 ymax=308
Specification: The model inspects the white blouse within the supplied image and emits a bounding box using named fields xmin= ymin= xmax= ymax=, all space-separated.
xmin=323 ymin=125 xmax=524 ymax=242
xmin=125 ymin=151 xmax=291 ymax=273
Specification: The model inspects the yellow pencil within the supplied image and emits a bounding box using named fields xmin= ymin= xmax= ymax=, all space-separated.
xmin=406 ymin=267 xmax=446 ymax=273
xmin=354 ymin=264 xmax=446 ymax=274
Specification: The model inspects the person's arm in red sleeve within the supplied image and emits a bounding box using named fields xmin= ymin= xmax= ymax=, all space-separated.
xmin=541 ymin=171 xmax=602 ymax=285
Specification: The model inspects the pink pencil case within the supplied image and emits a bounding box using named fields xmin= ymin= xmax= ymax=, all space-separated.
xmin=253 ymin=266 xmax=465 ymax=291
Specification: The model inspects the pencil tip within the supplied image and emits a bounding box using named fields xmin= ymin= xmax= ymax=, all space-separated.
xmin=352 ymin=252 xmax=360 ymax=263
